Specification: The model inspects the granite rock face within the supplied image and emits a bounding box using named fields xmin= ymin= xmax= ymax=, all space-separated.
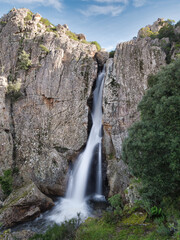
xmin=0 ymin=77 xmax=13 ymax=176
xmin=0 ymin=8 xmax=98 ymax=196
xmin=103 ymin=37 xmax=166 ymax=197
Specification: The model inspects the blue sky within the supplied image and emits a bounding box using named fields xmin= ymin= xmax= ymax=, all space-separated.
xmin=0 ymin=0 xmax=179 ymax=50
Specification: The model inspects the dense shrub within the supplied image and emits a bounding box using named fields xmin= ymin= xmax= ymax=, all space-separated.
xmin=6 ymin=79 xmax=22 ymax=101
xmin=108 ymin=193 xmax=123 ymax=210
xmin=122 ymin=58 xmax=180 ymax=204
xmin=18 ymin=50 xmax=31 ymax=70
xmin=66 ymin=31 xmax=79 ymax=41
xmin=139 ymin=26 xmax=158 ymax=39
xmin=109 ymin=50 xmax=115 ymax=58
xmin=158 ymin=21 xmax=176 ymax=41
xmin=29 ymin=217 xmax=80 ymax=240
xmin=0 ymin=169 xmax=13 ymax=196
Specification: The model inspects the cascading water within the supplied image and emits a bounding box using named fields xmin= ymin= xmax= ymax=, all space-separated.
xmin=47 ymin=67 xmax=105 ymax=224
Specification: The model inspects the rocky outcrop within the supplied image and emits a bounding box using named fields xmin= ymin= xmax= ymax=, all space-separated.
xmin=95 ymin=51 xmax=109 ymax=69
xmin=0 ymin=182 xmax=54 ymax=227
xmin=0 ymin=8 xmax=98 ymax=196
xmin=137 ymin=18 xmax=165 ymax=38
xmin=0 ymin=76 xmax=13 ymax=176
xmin=103 ymin=37 xmax=167 ymax=197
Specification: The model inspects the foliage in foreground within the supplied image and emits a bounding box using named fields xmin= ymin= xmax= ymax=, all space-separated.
xmin=27 ymin=194 xmax=180 ymax=240
xmin=76 ymin=201 xmax=180 ymax=240
xmin=29 ymin=217 xmax=80 ymax=240
xmin=122 ymin=58 xmax=180 ymax=204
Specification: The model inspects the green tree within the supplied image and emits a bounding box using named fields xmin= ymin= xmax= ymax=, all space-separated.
xmin=158 ymin=22 xmax=175 ymax=41
xmin=122 ymin=58 xmax=180 ymax=204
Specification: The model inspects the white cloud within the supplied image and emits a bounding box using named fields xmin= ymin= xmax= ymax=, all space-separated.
xmin=133 ymin=0 xmax=146 ymax=7
xmin=4 ymin=0 xmax=62 ymax=11
xmin=95 ymin=0 xmax=128 ymax=3
xmin=79 ymin=0 xmax=147 ymax=17
xmin=80 ymin=4 xmax=125 ymax=16
xmin=104 ymin=45 xmax=115 ymax=51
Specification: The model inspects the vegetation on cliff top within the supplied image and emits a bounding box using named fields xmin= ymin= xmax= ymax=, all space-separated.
xmin=66 ymin=30 xmax=101 ymax=51
xmin=139 ymin=19 xmax=180 ymax=63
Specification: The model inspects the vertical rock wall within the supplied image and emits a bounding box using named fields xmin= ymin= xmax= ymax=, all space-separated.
xmin=0 ymin=8 xmax=98 ymax=196
xmin=103 ymin=38 xmax=166 ymax=197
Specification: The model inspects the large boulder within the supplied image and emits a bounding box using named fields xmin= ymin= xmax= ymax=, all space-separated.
xmin=95 ymin=51 xmax=109 ymax=69
xmin=0 ymin=182 xmax=54 ymax=227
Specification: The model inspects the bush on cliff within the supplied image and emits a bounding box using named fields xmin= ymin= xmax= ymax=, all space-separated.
xmin=18 ymin=50 xmax=31 ymax=70
xmin=0 ymin=169 xmax=13 ymax=196
xmin=90 ymin=41 xmax=101 ymax=51
xmin=122 ymin=58 xmax=180 ymax=204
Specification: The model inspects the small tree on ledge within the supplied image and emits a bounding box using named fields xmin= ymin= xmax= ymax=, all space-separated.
xmin=18 ymin=50 xmax=32 ymax=70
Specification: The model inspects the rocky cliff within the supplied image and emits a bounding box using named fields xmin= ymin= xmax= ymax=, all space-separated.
xmin=0 ymin=8 xmax=98 ymax=198
xmin=103 ymin=18 xmax=180 ymax=197
xmin=103 ymin=37 xmax=166 ymax=197
xmin=0 ymin=8 xmax=179 ymax=227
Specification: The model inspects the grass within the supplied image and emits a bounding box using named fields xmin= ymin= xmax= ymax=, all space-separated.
xmin=39 ymin=44 xmax=49 ymax=53
xmin=81 ymin=40 xmax=90 ymax=44
xmin=66 ymin=31 xmax=79 ymax=41
xmin=90 ymin=41 xmax=101 ymax=51
xmin=40 ymin=17 xmax=53 ymax=27
xmin=75 ymin=214 xmax=174 ymax=240
xmin=24 ymin=199 xmax=180 ymax=239
xmin=76 ymin=217 xmax=115 ymax=240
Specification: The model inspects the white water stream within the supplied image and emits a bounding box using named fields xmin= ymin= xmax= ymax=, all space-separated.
xmin=47 ymin=68 xmax=105 ymax=224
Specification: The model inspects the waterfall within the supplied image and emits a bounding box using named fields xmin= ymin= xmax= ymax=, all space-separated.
xmin=47 ymin=67 xmax=105 ymax=224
